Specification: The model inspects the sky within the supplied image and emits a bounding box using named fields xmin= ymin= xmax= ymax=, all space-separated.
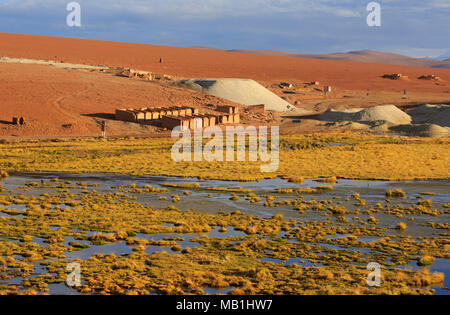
xmin=0 ymin=0 xmax=449 ymax=58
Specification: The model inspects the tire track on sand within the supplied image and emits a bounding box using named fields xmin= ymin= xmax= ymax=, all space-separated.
xmin=48 ymin=83 xmax=94 ymax=121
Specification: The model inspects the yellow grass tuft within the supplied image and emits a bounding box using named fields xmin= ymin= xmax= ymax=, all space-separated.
xmin=418 ymin=255 xmax=435 ymax=267
xmin=396 ymin=222 xmax=407 ymax=231
xmin=386 ymin=189 xmax=406 ymax=198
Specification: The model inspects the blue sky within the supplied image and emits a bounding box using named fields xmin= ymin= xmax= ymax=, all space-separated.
xmin=0 ymin=0 xmax=449 ymax=58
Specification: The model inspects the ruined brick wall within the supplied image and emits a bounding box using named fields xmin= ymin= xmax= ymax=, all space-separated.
xmin=115 ymin=109 xmax=137 ymax=122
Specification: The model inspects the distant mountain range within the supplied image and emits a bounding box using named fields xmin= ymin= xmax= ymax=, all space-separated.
xmin=436 ymin=51 xmax=450 ymax=61
xmin=211 ymin=48 xmax=450 ymax=69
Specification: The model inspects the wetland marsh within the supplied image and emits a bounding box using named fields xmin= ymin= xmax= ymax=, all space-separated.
xmin=0 ymin=172 xmax=448 ymax=295
xmin=0 ymin=134 xmax=448 ymax=295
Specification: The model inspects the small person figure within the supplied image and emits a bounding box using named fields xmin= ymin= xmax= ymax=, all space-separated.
xmin=159 ymin=58 xmax=163 ymax=63
xmin=101 ymin=121 xmax=107 ymax=138
xmin=402 ymin=89 xmax=408 ymax=99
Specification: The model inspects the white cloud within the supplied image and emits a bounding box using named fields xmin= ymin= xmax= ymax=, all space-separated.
xmin=0 ymin=0 xmax=365 ymax=20
xmin=0 ymin=0 xmax=448 ymax=55
xmin=430 ymin=0 xmax=450 ymax=8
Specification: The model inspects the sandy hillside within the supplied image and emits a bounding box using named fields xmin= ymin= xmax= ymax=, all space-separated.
xmin=228 ymin=49 xmax=450 ymax=69
xmin=0 ymin=33 xmax=449 ymax=138
xmin=0 ymin=62 xmax=238 ymax=137
xmin=1 ymin=33 xmax=450 ymax=94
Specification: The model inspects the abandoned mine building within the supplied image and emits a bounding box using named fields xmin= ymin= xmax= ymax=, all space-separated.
xmin=115 ymin=105 xmax=240 ymax=130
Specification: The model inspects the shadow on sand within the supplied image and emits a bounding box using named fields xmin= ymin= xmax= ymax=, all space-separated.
xmin=82 ymin=113 xmax=163 ymax=128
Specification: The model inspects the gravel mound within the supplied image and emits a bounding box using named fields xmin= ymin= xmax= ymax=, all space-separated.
xmin=174 ymin=78 xmax=293 ymax=112
xmin=390 ymin=124 xmax=449 ymax=137
xmin=407 ymin=104 xmax=450 ymax=127
xmin=354 ymin=105 xmax=412 ymax=125
xmin=320 ymin=105 xmax=412 ymax=125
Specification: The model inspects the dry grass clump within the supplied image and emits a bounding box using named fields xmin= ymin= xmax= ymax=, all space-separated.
xmin=396 ymin=222 xmax=407 ymax=231
xmin=386 ymin=189 xmax=406 ymax=198
xmin=219 ymin=226 xmax=228 ymax=233
xmin=274 ymin=187 xmax=319 ymax=194
xmin=419 ymin=192 xmax=436 ymax=196
xmin=287 ymin=177 xmax=304 ymax=184
xmin=245 ymin=227 xmax=257 ymax=235
xmin=246 ymin=193 xmax=261 ymax=203
xmin=316 ymin=268 xmax=334 ymax=280
xmin=315 ymin=185 xmax=334 ymax=191
xmin=211 ymin=276 xmax=230 ymax=289
xmin=410 ymin=271 xmax=444 ymax=287
xmin=229 ymin=193 xmax=239 ymax=201
xmin=316 ymin=177 xmax=337 ymax=184
xmin=389 ymin=269 xmax=444 ymax=288
xmin=274 ymin=188 xmax=294 ymax=194
xmin=420 ymin=199 xmax=433 ymax=208
xmin=163 ymin=183 xmax=200 ymax=189
xmin=21 ymin=235 xmax=34 ymax=243
xmin=69 ymin=241 xmax=90 ymax=250
xmin=89 ymin=233 xmax=117 ymax=245
xmin=272 ymin=214 xmax=284 ymax=221
xmin=206 ymin=187 xmax=253 ymax=193
xmin=418 ymin=255 xmax=435 ymax=267
xmin=229 ymin=288 xmax=245 ymax=295
xmin=367 ymin=216 xmax=379 ymax=225
xmin=328 ymin=206 xmax=346 ymax=216
xmin=143 ymin=185 xmax=168 ymax=193
xmin=171 ymin=195 xmax=181 ymax=203
xmin=181 ymin=248 xmax=192 ymax=254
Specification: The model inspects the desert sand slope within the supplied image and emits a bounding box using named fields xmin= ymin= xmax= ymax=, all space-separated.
xmin=175 ymin=79 xmax=293 ymax=112
xmin=0 ymin=33 xmax=449 ymax=93
xmin=0 ymin=62 xmax=237 ymax=137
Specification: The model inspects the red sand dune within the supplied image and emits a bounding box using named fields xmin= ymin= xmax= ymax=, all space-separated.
xmin=1 ymin=33 xmax=449 ymax=93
